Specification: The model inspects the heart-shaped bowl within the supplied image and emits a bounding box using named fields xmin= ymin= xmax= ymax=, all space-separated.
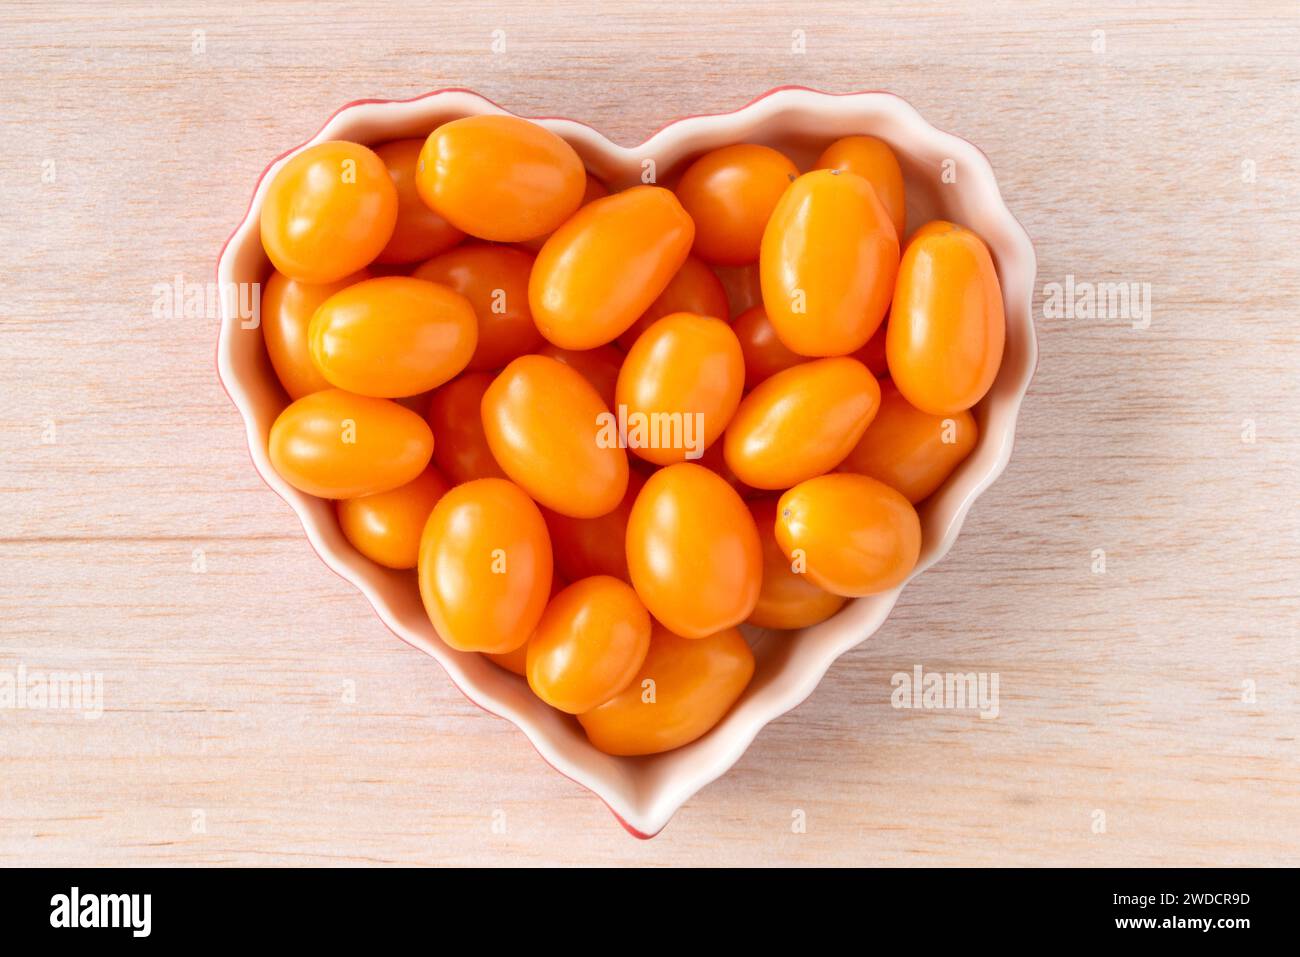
xmin=217 ymin=86 xmax=1036 ymax=838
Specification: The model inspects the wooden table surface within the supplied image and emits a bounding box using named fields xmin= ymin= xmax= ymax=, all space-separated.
xmin=1 ymin=0 xmax=1297 ymax=867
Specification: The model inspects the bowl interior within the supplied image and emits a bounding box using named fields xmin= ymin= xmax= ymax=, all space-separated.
xmin=217 ymin=89 xmax=1036 ymax=836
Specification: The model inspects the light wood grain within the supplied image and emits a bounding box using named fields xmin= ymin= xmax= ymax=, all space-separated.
xmin=1 ymin=0 xmax=1297 ymax=866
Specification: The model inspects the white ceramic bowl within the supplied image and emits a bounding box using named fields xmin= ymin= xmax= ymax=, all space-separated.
xmin=217 ymin=87 xmax=1037 ymax=838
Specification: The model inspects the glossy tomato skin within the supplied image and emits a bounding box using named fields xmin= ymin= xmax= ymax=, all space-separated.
xmin=418 ymin=478 xmax=553 ymax=653
xmin=775 ymin=473 xmax=921 ymax=597
xmin=615 ymin=313 xmax=745 ymax=466
xmin=268 ymin=389 xmax=433 ymax=499
xmin=732 ymin=304 xmax=804 ymax=389
xmin=544 ymin=470 xmax=645 ymax=583
xmin=373 ymin=139 xmax=465 ymax=264
xmin=260 ymin=141 xmax=398 ymax=284
xmin=760 ymin=169 xmax=899 ymax=357
xmin=530 ymin=186 xmax=695 ymax=349
xmin=261 ymin=268 xmax=371 ymax=399
xmin=887 ymin=221 xmax=1005 ymax=415
xmin=308 ymin=276 xmax=477 ymax=397
xmin=412 ymin=244 xmax=540 ymax=371
xmin=840 ymin=379 xmax=978 ymax=503
xmin=675 ymin=144 xmax=799 ymax=266
xmin=516 ymin=174 xmax=609 ymax=253
xmin=416 ymin=115 xmax=585 ymax=242
xmin=625 ymin=463 xmax=761 ymax=639
xmin=724 ymin=357 xmax=880 ymax=490
xmin=336 ymin=465 xmax=450 ymax=569
xmin=577 ymin=622 xmax=755 ymax=756
xmin=616 ymin=255 xmax=730 ymax=351
xmin=526 ymin=576 xmax=652 ymax=714
xmin=425 ymin=372 xmax=507 ymax=484
xmin=814 ymin=135 xmax=907 ymax=239
xmin=534 ymin=343 xmax=622 ymax=410
xmin=481 ymin=355 xmax=628 ymax=518
xmin=747 ymin=497 xmax=846 ymax=630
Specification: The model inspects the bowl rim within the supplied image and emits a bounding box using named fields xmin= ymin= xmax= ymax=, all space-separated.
xmin=215 ymin=85 xmax=1038 ymax=839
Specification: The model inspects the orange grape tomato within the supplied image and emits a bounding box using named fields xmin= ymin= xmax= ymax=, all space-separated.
xmin=577 ymin=622 xmax=755 ymax=756
xmin=616 ymin=255 xmax=730 ymax=350
xmin=724 ymin=357 xmax=881 ymax=490
xmin=261 ymin=268 xmax=371 ymax=399
xmin=760 ymin=169 xmax=899 ymax=357
xmin=268 ymin=389 xmax=433 ymax=499
xmin=534 ymin=342 xmax=622 ymax=410
xmin=336 ymin=465 xmax=451 ymax=569
xmin=530 ymin=186 xmax=694 ymax=349
xmin=775 ymin=473 xmax=921 ymax=597
xmin=887 ymin=220 xmax=1005 ymax=415
xmin=526 ymin=576 xmax=652 ymax=714
xmin=259 ymin=141 xmax=398 ymax=284
xmin=675 ymin=143 xmax=799 ymax=266
xmin=853 ymin=315 xmax=890 ymax=378
xmin=814 ymin=135 xmax=907 ymax=239
xmin=425 ymin=372 xmax=507 ymax=484
xmin=481 ymin=355 xmax=629 ymax=518
xmin=746 ymin=497 xmax=846 ymax=630
xmin=840 ymin=379 xmax=978 ymax=503
xmin=415 ymin=115 xmax=585 ymax=243
xmin=516 ymin=174 xmax=609 ymax=253
xmin=419 ymin=478 xmax=553 ymax=653
xmin=412 ymin=243 xmax=541 ymax=371
xmin=614 ymin=313 xmax=745 ymax=465
xmin=308 ymin=276 xmax=477 ymax=397
xmin=544 ymin=470 xmax=645 ymax=583
xmin=732 ymin=303 xmax=804 ymax=389
xmin=714 ymin=263 xmax=762 ymax=318
xmin=373 ymin=138 xmax=465 ymax=264
xmin=625 ymin=462 xmax=761 ymax=638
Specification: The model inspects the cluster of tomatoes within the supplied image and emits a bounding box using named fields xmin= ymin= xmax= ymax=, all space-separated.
xmin=258 ymin=113 xmax=1004 ymax=756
